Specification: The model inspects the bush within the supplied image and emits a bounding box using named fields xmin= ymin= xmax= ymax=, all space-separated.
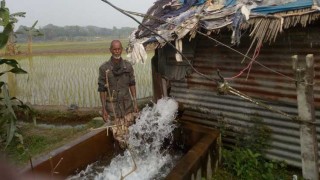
xmin=222 ymin=147 xmax=288 ymax=180
xmin=220 ymin=115 xmax=289 ymax=180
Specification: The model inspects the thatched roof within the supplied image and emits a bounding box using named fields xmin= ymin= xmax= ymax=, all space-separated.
xmin=127 ymin=0 xmax=320 ymax=63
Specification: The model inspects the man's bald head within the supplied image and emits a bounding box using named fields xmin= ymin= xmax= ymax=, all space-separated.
xmin=110 ymin=40 xmax=122 ymax=49
xmin=109 ymin=40 xmax=123 ymax=59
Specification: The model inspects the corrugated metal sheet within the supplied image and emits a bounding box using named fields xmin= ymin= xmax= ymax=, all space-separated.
xmin=161 ymin=22 xmax=320 ymax=168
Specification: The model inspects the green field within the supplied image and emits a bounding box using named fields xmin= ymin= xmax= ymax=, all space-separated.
xmin=1 ymin=41 xmax=153 ymax=107
xmin=3 ymin=39 xmax=130 ymax=56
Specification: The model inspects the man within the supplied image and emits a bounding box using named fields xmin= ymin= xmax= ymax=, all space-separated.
xmin=98 ymin=40 xmax=138 ymax=148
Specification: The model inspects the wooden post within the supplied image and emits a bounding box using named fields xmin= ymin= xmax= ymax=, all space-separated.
xmin=292 ymin=54 xmax=319 ymax=180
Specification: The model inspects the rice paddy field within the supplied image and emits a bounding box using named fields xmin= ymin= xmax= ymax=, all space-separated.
xmin=9 ymin=39 xmax=129 ymax=55
xmin=2 ymin=53 xmax=153 ymax=107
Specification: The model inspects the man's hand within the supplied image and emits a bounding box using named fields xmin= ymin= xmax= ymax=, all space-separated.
xmin=134 ymin=103 xmax=139 ymax=113
xmin=132 ymin=97 xmax=139 ymax=113
xmin=102 ymin=109 xmax=109 ymax=122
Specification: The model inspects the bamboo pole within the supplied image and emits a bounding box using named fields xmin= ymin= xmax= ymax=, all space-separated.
xmin=105 ymin=70 xmax=117 ymax=120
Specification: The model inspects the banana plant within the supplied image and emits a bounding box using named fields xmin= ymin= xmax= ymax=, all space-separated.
xmin=17 ymin=20 xmax=43 ymax=55
xmin=0 ymin=0 xmax=31 ymax=148
xmin=0 ymin=0 xmax=25 ymax=55
xmin=6 ymin=11 xmax=26 ymax=55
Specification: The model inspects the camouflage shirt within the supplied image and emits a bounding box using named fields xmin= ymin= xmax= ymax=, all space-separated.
xmin=98 ymin=57 xmax=136 ymax=118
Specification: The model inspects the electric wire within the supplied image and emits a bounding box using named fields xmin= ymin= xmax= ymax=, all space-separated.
xmin=100 ymin=0 xmax=318 ymax=123
xmin=101 ymin=0 xmax=219 ymax=84
xmin=121 ymin=8 xmax=305 ymax=83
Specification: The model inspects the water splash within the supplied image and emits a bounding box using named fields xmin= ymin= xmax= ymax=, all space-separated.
xmin=95 ymin=97 xmax=179 ymax=180
xmin=68 ymin=97 xmax=180 ymax=180
xmin=127 ymin=97 xmax=178 ymax=155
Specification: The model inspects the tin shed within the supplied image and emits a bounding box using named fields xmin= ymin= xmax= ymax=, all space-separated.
xmin=127 ymin=0 xmax=320 ymax=168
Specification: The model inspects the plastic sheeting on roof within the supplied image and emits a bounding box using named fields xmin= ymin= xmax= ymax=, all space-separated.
xmin=226 ymin=0 xmax=318 ymax=14
xmin=225 ymin=0 xmax=317 ymax=7
xmin=179 ymin=0 xmax=206 ymax=5
xmin=128 ymin=0 xmax=320 ymax=64
xmin=252 ymin=0 xmax=315 ymax=14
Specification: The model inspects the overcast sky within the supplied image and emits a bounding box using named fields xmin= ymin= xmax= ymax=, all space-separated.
xmin=7 ymin=0 xmax=156 ymax=29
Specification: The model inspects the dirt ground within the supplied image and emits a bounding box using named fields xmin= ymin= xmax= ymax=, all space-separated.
xmin=23 ymin=97 xmax=152 ymax=124
xmin=17 ymin=105 xmax=101 ymax=125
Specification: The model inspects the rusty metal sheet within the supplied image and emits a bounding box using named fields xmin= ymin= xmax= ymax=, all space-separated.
xmin=166 ymin=22 xmax=320 ymax=168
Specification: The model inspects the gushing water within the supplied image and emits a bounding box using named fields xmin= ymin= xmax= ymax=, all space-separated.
xmin=68 ymin=97 xmax=180 ymax=180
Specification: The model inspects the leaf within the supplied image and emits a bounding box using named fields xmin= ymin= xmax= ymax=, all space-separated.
xmin=0 ymin=23 xmax=13 ymax=49
xmin=2 ymin=84 xmax=19 ymax=148
xmin=30 ymin=20 xmax=38 ymax=30
xmin=3 ymin=23 xmax=13 ymax=35
xmin=10 ymin=12 xmax=26 ymax=18
xmin=9 ymin=67 xmax=27 ymax=74
xmin=0 ymin=115 xmax=6 ymax=129
xmin=17 ymin=104 xmax=31 ymax=112
xmin=2 ymin=84 xmax=16 ymax=119
xmin=35 ymin=29 xmax=43 ymax=35
xmin=0 ymin=66 xmax=27 ymax=76
xmin=0 ymin=31 xmax=9 ymax=49
xmin=0 ymin=70 xmax=8 ymax=76
xmin=0 ymin=6 xmax=10 ymax=26
xmin=16 ymin=103 xmax=33 ymax=113
xmin=15 ymin=132 xmax=24 ymax=145
xmin=23 ymin=27 xmax=30 ymax=31
xmin=0 ymin=58 xmax=19 ymax=67
xmin=0 ymin=1 xmax=4 ymax=9
xmin=10 ymin=96 xmax=22 ymax=103
xmin=253 ymin=153 xmax=260 ymax=158
xmin=16 ymin=143 xmax=24 ymax=150
xmin=10 ymin=17 xmax=18 ymax=23
xmin=5 ymin=115 xmax=16 ymax=148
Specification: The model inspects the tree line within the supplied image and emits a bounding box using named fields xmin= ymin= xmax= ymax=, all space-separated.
xmin=16 ymin=24 xmax=135 ymax=41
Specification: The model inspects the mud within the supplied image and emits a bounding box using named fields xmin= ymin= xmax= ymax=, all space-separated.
xmin=17 ymin=105 xmax=100 ymax=125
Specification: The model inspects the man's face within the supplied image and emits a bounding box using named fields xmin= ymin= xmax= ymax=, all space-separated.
xmin=110 ymin=42 xmax=123 ymax=59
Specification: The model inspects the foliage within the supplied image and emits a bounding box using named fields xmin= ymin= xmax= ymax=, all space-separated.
xmin=1 ymin=0 xmax=25 ymax=55
xmin=16 ymin=20 xmax=43 ymax=54
xmin=223 ymin=148 xmax=260 ymax=178
xmin=220 ymin=115 xmax=289 ymax=180
xmin=0 ymin=0 xmax=30 ymax=148
xmin=16 ymin=24 xmax=135 ymax=42
xmin=236 ymin=115 xmax=272 ymax=153
xmin=4 ymin=120 xmax=103 ymax=165
xmin=16 ymin=20 xmax=43 ymax=38
xmin=211 ymin=167 xmax=236 ymax=180
xmin=222 ymin=147 xmax=288 ymax=180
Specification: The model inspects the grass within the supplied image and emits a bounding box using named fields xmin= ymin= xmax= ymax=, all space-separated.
xmin=2 ymin=97 xmax=151 ymax=167
xmin=3 ymin=120 xmax=104 ymax=167
xmin=212 ymin=166 xmax=303 ymax=180
xmin=212 ymin=167 xmax=303 ymax=180
xmin=212 ymin=167 xmax=237 ymax=180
